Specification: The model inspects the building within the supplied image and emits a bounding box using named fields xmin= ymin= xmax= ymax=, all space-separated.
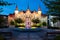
xmin=8 ymin=5 xmax=47 ymax=27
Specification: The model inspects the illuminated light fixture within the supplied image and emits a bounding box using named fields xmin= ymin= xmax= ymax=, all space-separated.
xmin=38 ymin=11 xmax=42 ymax=14
xmin=15 ymin=10 xmax=19 ymax=14
xmin=38 ymin=6 xmax=42 ymax=14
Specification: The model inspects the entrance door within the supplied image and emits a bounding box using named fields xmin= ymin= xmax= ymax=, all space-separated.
xmin=25 ymin=17 xmax=31 ymax=29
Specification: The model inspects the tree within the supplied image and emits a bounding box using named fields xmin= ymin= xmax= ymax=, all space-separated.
xmin=0 ymin=16 xmax=5 ymax=27
xmin=0 ymin=0 xmax=15 ymax=6
xmin=51 ymin=18 xmax=58 ymax=23
xmin=41 ymin=0 xmax=60 ymax=28
xmin=0 ymin=16 xmax=4 ymax=23
xmin=32 ymin=18 xmax=40 ymax=24
xmin=0 ymin=8 xmax=3 ymax=12
xmin=0 ymin=0 xmax=15 ymax=13
xmin=41 ymin=0 xmax=60 ymax=15
xmin=15 ymin=18 xmax=24 ymax=24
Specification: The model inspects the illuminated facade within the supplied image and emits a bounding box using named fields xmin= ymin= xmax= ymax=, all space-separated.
xmin=8 ymin=5 xmax=47 ymax=26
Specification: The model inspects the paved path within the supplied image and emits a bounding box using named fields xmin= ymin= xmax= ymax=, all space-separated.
xmin=12 ymin=28 xmax=58 ymax=40
xmin=0 ymin=28 xmax=60 ymax=40
xmin=16 ymin=31 xmax=47 ymax=40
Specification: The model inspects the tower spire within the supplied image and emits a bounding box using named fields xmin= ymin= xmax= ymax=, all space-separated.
xmin=38 ymin=6 xmax=41 ymax=11
xmin=27 ymin=1 xmax=29 ymax=10
xmin=38 ymin=5 xmax=42 ymax=15
xmin=15 ymin=5 xmax=18 ymax=10
xmin=15 ymin=5 xmax=19 ymax=14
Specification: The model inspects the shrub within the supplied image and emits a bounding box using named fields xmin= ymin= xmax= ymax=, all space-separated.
xmin=54 ymin=35 xmax=60 ymax=40
xmin=0 ymin=35 xmax=4 ymax=40
xmin=42 ymin=22 xmax=47 ymax=26
xmin=15 ymin=24 xmax=25 ymax=27
xmin=20 ymin=25 xmax=25 ymax=27
xmin=32 ymin=18 xmax=40 ymax=24
xmin=32 ymin=24 xmax=41 ymax=27
xmin=10 ymin=20 xmax=15 ymax=25
xmin=15 ymin=24 xmax=19 ymax=27
xmin=51 ymin=18 xmax=58 ymax=23
xmin=32 ymin=24 xmax=37 ymax=27
xmin=37 ymin=23 xmax=42 ymax=27
xmin=15 ymin=18 xmax=24 ymax=23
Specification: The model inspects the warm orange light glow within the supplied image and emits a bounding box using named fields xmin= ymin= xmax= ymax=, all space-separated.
xmin=8 ymin=6 xmax=47 ymax=27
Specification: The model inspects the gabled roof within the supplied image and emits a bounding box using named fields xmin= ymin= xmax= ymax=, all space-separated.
xmin=9 ymin=14 xmax=15 ymax=17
